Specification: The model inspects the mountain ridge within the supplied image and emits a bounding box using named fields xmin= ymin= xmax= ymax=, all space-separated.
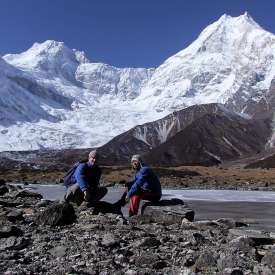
xmin=1 ymin=13 xmax=275 ymax=151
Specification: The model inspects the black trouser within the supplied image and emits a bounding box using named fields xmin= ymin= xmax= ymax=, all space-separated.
xmin=65 ymin=184 xmax=107 ymax=206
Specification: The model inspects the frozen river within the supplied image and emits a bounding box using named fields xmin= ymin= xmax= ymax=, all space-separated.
xmin=23 ymin=184 xmax=275 ymax=202
xmin=23 ymin=184 xmax=275 ymax=232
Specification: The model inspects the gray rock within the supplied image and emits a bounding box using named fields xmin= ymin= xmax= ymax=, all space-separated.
xmin=7 ymin=209 xmax=24 ymax=222
xmin=135 ymin=237 xmax=161 ymax=248
xmin=228 ymin=229 xmax=275 ymax=246
xmin=49 ymin=245 xmax=67 ymax=257
xmin=181 ymin=219 xmax=197 ymax=230
xmin=217 ymin=251 xmax=251 ymax=271
xmin=36 ymin=202 xmax=76 ymax=226
xmin=101 ymin=233 xmax=120 ymax=247
xmin=134 ymin=253 xmax=159 ymax=267
xmin=0 ymin=185 xmax=9 ymax=196
xmin=229 ymin=236 xmax=254 ymax=252
xmin=219 ymin=268 xmax=244 ymax=275
xmin=0 ymin=200 xmax=20 ymax=207
xmin=215 ymin=218 xmax=247 ymax=229
xmin=139 ymin=198 xmax=194 ymax=224
xmin=124 ymin=270 xmax=138 ymax=275
xmin=253 ymin=265 xmax=274 ymax=275
xmin=194 ymin=251 xmax=217 ymax=271
xmin=35 ymin=200 xmax=52 ymax=208
xmin=261 ymin=250 xmax=275 ymax=268
xmin=15 ymin=190 xmax=43 ymax=199
xmin=0 ymin=226 xmax=23 ymax=238
xmin=0 ymin=237 xmax=29 ymax=250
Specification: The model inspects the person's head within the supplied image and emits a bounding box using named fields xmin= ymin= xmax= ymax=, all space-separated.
xmin=131 ymin=154 xmax=142 ymax=170
xmin=88 ymin=150 xmax=99 ymax=165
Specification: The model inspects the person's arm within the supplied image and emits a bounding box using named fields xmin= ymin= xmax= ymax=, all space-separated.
xmin=127 ymin=168 xmax=148 ymax=198
xmin=75 ymin=164 xmax=88 ymax=192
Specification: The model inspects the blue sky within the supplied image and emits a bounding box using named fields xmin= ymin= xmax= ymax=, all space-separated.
xmin=0 ymin=0 xmax=274 ymax=67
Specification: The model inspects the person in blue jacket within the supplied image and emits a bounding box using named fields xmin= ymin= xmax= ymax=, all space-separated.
xmin=124 ymin=154 xmax=162 ymax=216
xmin=65 ymin=150 xmax=107 ymax=205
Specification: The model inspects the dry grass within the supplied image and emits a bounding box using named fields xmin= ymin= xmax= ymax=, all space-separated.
xmin=1 ymin=165 xmax=275 ymax=189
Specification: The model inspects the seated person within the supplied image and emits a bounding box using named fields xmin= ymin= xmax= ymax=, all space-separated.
xmin=64 ymin=150 xmax=107 ymax=205
xmin=123 ymin=154 xmax=162 ymax=216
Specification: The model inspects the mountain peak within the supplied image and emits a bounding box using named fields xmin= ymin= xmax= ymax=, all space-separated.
xmin=217 ymin=12 xmax=261 ymax=29
xmin=31 ymin=40 xmax=66 ymax=52
xmin=30 ymin=40 xmax=90 ymax=63
xmin=3 ymin=40 xmax=90 ymax=77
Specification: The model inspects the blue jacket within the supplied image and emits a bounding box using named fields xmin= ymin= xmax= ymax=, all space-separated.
xmin=73 ymin=162 xmax=101 ymax=192
xmin=127 ymin=166 xmax=162 ymax=198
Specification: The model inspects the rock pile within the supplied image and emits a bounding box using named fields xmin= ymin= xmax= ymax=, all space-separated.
xmin=0 ymin=181 xmax=275 ymax=274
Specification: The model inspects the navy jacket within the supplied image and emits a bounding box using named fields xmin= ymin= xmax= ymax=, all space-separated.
xmin=127 ymin=166 xmax=162 ymax=198
xmin=73 ymin=162 xmax=101 ymax=192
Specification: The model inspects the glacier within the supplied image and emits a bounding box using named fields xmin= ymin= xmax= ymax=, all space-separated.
xmin=1 ymin=13 xmax=275 ymax=151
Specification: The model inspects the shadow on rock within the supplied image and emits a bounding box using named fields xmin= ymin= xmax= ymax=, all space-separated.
xmin=92 ymin=200 xmax=123 ymax=215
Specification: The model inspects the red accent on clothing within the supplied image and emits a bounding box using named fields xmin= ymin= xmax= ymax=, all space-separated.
xmin=129 ymin=192 xmax=160 ymax=216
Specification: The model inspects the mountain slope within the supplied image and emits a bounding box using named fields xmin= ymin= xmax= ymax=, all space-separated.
xmin=138 ymin=13 xmax=275 ymax=115
xmin=98 ymin=103 xmax=246 ymax=163
xmin=0 ymin=41 xmax=154 ymax=150
xmin=144 ymin=113 xmax=272 ymax=166
xmin=1 ymin=13 xmax=275 ymax=151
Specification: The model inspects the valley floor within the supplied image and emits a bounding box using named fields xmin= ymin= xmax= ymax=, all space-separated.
xmin=1 ymin=166 xmax=275 ymax=191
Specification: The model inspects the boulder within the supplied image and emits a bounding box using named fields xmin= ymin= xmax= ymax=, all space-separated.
xmin=0 ymin=226 xmax=23 ymax=238
xmin=194 ymin=251 xmax=217 ymax=272
xmin=215 ymin=218 xmax=248 ymax=229
xmin=134 ymin=253 xmax=159 ymax=268
xmin=49 ymin=245 xmax=67 ymax=257
xmin=7 ymin=209 xmax=24 ymax=222
xmin=138 ymin=198 xmax=194 ymax=224
xmin=134 ymin=237 xmax=161 ymax=248
xmin=101 ymin=233 xmax=120 ymax=248
xmin=0 ymin=236 xmax=29 ymax=251
xmin=261 ymin=250 xmax=275 ymax=268
xmin=0 ymin=200 xmax=20 ymax=207
xmin=220 ymin=268 xmax=244 ymax=275
xmin=0 ymin=185 xmax=9 ymax=196
xmin=0 ymin=179 xmax=6 ymax=186
xmin=15 ymin=190 xmax=43 ymax=199
xmin=36 ymin=202 xmax=76 ymax=226
xmin=35 ymin=200 xmax=52 ymax=208
xmin=228 ymin=229 xmax=275 ymax=246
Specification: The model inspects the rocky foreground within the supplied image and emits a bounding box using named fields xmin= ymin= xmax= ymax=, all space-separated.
xmin=1 ymin=181 xmax=275 ymax=275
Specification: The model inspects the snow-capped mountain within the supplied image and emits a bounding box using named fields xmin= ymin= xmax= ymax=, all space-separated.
xmin=137 ymin=12 xmax=275 ymax=114
xmin=0 ymin=41 xmax=154 ymax=150
xmin=1 ymin=13 xmax=275 ymax=151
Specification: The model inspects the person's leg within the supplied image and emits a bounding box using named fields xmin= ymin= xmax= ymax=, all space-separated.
xmin=140 ymin=193 xmax=161 ymax=214
xmin=89 ymin=187 xmax=108 ymax=205
xmin=129 ymin=194 xmax=143 ymax=216
xmin=116 ymin=181 xmax=134 ymax=207
xmin=115 ymin=191 xmax=127 ymax=207
xmin=64 ymin=183 xmax=84 ymax=205
xmin=142 ymin=192 xmax=161 ymax=203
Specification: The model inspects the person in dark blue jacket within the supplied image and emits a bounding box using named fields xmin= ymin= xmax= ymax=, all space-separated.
xmin=123 ymin=154 xmax=162 ymax=216
xmin=65 ymin=150 xmax=107 ymax=205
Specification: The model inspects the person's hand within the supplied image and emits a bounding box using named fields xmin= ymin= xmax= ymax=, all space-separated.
xmin=125 ymin=195 xmax=129 ymax=203
xmin=83 ymin=190 xmax=91 ymax=202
